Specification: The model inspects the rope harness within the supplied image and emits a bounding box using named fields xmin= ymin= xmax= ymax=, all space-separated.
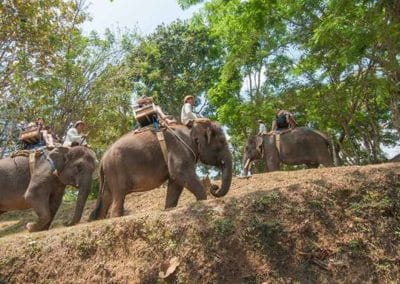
xmin=133 ymin=123 xmax=198 ymax=166
xmin=11 ymin=148 xmax=61 ymax=178
xmin=164 ymin=124 xmax=197 ymax=163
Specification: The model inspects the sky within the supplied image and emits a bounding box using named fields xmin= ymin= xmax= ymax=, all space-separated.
xmin=82 ymin=0 xmax=201 ymax=35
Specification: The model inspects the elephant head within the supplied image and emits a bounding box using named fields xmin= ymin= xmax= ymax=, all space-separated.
xmin=48 ymin=146 xmax=97 ymax=225
xmin=191 ymin=119 xmax=232 ymax=197
xmin=242 ymin=135 xmax=263 ymax=176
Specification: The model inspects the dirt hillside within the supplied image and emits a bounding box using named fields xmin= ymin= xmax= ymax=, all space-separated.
xmin=1 ymin=163 xmax=400 ymax=283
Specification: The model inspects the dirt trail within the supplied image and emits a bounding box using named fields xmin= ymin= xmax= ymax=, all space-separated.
xmin=1 ymin=163 xmax=400 ymax=283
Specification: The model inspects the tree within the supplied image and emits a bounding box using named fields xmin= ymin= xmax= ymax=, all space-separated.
xmin=126 ymin=20 xmax=221 ymax=119
xmin=178 ymin=0 xmax=400 ymax=165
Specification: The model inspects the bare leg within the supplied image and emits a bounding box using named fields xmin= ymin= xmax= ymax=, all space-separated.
xmin=165 ymin=179 xmax=184 ymax=208
xmin=41 ymin=130 xmax=54 ymax=147
xmin=46 ymin=134 xmax=54 ymax=147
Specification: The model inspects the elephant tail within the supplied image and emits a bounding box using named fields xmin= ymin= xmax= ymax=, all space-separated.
xmin=90 ymin=162 xmax=105 ymax=220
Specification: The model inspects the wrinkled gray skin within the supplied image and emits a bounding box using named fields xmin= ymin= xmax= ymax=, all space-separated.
xmin=0 ymin=146 xmax=96 ymax=232
xmin=243 ymin=127 xmax=333 ymax=174
xmin=90 ymin=120 xmax=232 ymax=220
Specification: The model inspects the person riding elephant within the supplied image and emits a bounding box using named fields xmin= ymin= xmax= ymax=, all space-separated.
xmin=257 ymin=119 xmax=267 ymax=135
xmin=271 ymin=109 xmax=297 ymax=132
xmin=242 ymin=127 xmax=333 ymax=175
xmin=20 ymin=117 xmax=55 ymax=149
xmin=90 ymin=118 xmax=232 ymax=220
xmin=63 ymin=120 xmax=88 ymax=147
xmin=0 ymin=146 xmax=97 ymax=232
xmin=181 ymin=95 xmax=198 ymax=126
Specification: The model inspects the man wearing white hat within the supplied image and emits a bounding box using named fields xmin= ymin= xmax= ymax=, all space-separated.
xmin=181 ymin=95 xmax=198 ymax=126
xmin=63 ymin=120 xmax=87 ymax=147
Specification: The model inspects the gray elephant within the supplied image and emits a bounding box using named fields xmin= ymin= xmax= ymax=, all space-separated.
xmin=242 ymin=127 xmax=333 ymax=174
xmin=90 ymin=119 xmax=232 ymax=220
xmin=0 ymin=146 xmax=96 ymax=232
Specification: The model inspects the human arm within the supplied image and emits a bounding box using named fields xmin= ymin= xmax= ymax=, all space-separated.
xmin=67 ymin=128 xmax=84 ymax=143
xmin=184 ymin=103 xmax=198 ymax=120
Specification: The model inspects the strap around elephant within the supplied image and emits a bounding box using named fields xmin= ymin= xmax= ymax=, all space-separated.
xmin=164 ymin=124 xmax=197 ymax=162
xmin=156 ymin=131 xmax=169 ymax=165
xmin=43 ymin=150 xmax=60 ymax=178
xmin=28 ymin=152 xmax=36 ymax=176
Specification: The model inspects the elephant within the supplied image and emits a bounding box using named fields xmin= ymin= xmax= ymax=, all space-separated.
xmin=242 ymin=127 xmax=333 ymax=175
xmin=0 ymin=146 xmax=97 ymax=232
xmin=90 ymin=119 xmax=232 ymax=220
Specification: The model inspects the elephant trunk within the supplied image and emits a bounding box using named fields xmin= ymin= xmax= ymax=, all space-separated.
xmin=90 ymin=164 xmax=104 ymax=221
xmin=242 ymin=154 xmax=251 ymax=176
xmin=210 ymin=151 xmax=232 ymax=198
xmin=67 ymin=175 xmax=92 ymax=226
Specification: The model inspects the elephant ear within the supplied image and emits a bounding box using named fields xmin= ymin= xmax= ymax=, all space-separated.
xmin=191 ymin=119 xmax=211 ymax=142
xmin=49 ymin=146 xmax=70 ymax=165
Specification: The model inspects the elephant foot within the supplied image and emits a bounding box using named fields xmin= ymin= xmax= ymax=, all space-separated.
xmin=26 ymin=222 xmax=45 ymax=232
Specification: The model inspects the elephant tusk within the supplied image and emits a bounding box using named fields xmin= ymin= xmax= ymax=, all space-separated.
xmin=244 ymin=158 xmax=250 ymax=170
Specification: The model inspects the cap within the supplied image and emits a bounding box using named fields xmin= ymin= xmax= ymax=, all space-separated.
xmin=74 ymin=120 xmax=85 ymax=127
xmin=183 ymin=95 xmax=194 ymax=103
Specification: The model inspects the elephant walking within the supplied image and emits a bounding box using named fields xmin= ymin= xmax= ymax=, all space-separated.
xmin=0 ymin=146 xmax=96 ymax=232
xmin=243 ymin=127 xmax=333 ymax=174
xmin=90 ymin=119 xmax=232 ymax=220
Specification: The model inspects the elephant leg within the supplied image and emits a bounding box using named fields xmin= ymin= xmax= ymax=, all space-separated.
xmin=266 ymin=160 xmax=280 ymax=172
xmin=110 ymin=194 xmax=125 ymax=218
xmin=25 ymin=188 xmax=52 ymax=232
xmin=175 ymin=171 xmax=207 ymax=202
xmin=45 ymin=190 xmax=64 ymax=230
xmin=320 ymin=156 xmax=334 ymax=167
xmin=95 ymin=188 xmax=112 ymax=219
xmin=165 ymin=180 xmax=184 ymax=209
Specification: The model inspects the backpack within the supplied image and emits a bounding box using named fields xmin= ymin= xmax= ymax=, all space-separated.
xmin=276 ymin=114 xmax=289 ymax=129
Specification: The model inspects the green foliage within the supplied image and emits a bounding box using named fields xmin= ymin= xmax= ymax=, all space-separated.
xmin=181 ymin=0 xmax=400 ymax=165
xmin=126 ymin=20 xmax=221 ymax=118
xmin=248 ymin=218 xmax=285 ymax=255
xmin=252 ymin=192 xmax=280 ymax=212
xmin=212 ymin=217 xmax=235 ymax=237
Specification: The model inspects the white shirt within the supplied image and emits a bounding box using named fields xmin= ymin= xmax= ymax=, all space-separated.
xmin=181 ymin=103 xmax=198 ymax=125
xmin=63 ymin=127 xmax=85 ymax=147
xmin=258 ymin=123 xmax=267 ymax=135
